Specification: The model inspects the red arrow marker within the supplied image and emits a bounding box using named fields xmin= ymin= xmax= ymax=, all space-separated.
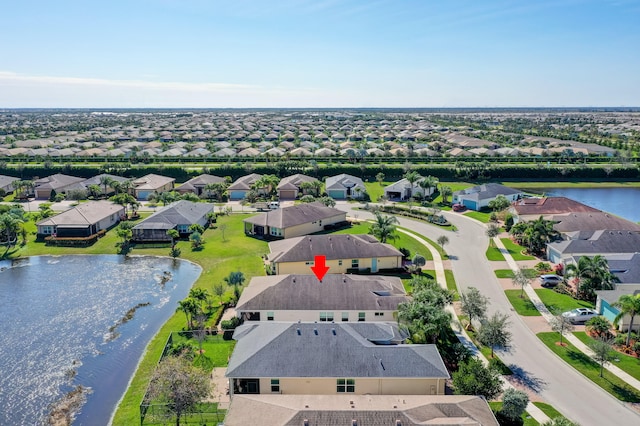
xmin=310 ymin=255 xmax=330 ymax=281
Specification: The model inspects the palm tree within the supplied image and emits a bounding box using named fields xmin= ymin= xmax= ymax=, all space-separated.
xmin=565 ymin=255 xmax=616 ymax=302
xmin=167 ymin=229 xmax=180 ymax=247
xmin=369 ymin=211 xmax=399 ymax=243
xmin=176 ymin=298 xmax=198 ymax=329
xmin=613 ymin=294 xmax=640 ymax=346
xmin=224 ymin=271 xmax=246 ymax=287
xmin=417 ymin=175 xmax=438 ymax=200
xmin=99 ymin=175 xmax=114 ymax=197
xmin=403 ymin=171 xmax=421 ymax=199
xmin=253 ymin=175 xmax=280 ymax=198
xmin=440 ymin=185 xmax=453 ymax=204
xmin=189 ymin=288 xmax=210 ymax=313
xmin=0 ymin=213 xmax=22 ymax=253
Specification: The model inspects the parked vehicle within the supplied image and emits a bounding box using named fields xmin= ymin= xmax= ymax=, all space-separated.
xmin=452 ymin=203 xmax=466 ymax=212
xmin=269 ymin=201 xmax=280 ymax=209
xmin=539 ymin=274 xmax=563 ymax=288
xmin=562 ymin=308 xmax=599 ymax=324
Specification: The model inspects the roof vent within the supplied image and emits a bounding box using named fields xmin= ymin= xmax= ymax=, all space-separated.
xmin=303 ymin=420 xmax=309 ymax=426
xmin=332 ymin=328 xmax=336 ymax=335
xmin=296 ymin=328 xmax=301 ymax=335
xmin=396 ymin=421 xmax=402 ymax=426
xmin=314 ymin=328 xmax=318 ymax=335
xmin=352 ymin=420 xmax=357 ymax=426
xmin=292 ymin=277 xmax=296 ymax=283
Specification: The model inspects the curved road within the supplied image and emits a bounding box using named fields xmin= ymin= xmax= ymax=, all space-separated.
xmin=339 ymin=202 xmax=639 ymax=425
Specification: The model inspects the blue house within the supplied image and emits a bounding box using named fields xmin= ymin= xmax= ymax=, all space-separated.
xmin=451 ymin=183 xmax=522 ymax=211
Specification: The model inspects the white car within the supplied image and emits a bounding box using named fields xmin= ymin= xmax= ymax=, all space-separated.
xmin=562 ymin=308 xmax=599 ymax=324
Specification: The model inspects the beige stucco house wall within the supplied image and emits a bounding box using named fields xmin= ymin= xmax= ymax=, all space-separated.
xmin=251 ymin=377 xmax=444 ymax=396
xmin=238 ymin=309 xmax=395 ymax=323
xmin=279 ymin=212 xmax=347 ymax=239
xmin=272 ymin=255 xmax=402 ymax=275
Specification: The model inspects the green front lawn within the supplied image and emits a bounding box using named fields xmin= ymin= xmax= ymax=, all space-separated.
xmin=486 ymin=245 xmax=506 ymax=261
xmin=535 ymin=289 xmax=594 ymax=315
xmin=537 ymin=332 xmax=640 ymax=403
xmin=494 ymin=269 xmax=536 ymax=279
xmin=463 ymin=210 xmax=492 ymax=223
xmin=532 ymin=402 xmax=569 ymax=423
xmin=505 ymin=290 xmax=542 ymax=316
xmin=364 ymin=181 xmax=390 ymax=202
xmin=501 ymin=238 xmax=536 ymax=261
xmin=445 ymin=269 xmax=458 ymax=301
xmin=574 ymin=332 xmax=640 ymax=382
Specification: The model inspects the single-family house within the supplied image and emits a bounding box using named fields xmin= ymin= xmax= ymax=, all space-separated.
xmin=33 ymin=174 xmax=87 ymax=199
xmin=223 ymin=394 xmax=499 ymax=426
xmin=325 ymin=174 xmax=366 ymax=200
xmin=451 ymin=183 xmax=522 ymax=211
xmin=74 ymin=173 xmax=130 ymax=196
xmin=244 ymin=202 xmax=347 ymax=239
xmin=131 ymin=174 xmax=175 ymax=200
xmin=276 ymin=174 xmax=320 ymax=200
xmin=267 ymin=234 xmax=403 ymax=274
xmin=176 ymin=174 xmax=226 ymax=196
xmin=236 ymin=274 xmax=409 ymax=322
xmin=384 ymin=177 xmax=436 ymax=201
xmin=596 ymin=283 xmax=640 ymax=332
xmin=546 ymin=230 xmax=640 ymax=264
xmin=551 ymin=212 xmax=640 ymax=240
xmin=36 ymin=200 xmax=124 ymax=239
xmin=226 ymin=322 xmax=449 ymax=396
xmin=509 ymin=197 xmax=600 ymax=223
xmin=0 ymin=174 xmax=19 ymax=194
xmin=228 ymin=173 xmax=262 ymax=200
xmin=132 ymin=200 xmax=214 ymax=242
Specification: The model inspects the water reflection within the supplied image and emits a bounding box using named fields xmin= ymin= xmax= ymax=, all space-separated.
xmin=0 ymin=255 xmax=200 ymax=425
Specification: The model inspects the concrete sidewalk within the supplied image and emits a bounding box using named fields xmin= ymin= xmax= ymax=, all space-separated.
xmin=494 ymin=236 xmax=640 ymax=393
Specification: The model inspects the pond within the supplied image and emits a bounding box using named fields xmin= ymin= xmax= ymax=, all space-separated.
xmin=523 ymin=187 xmax=640 ymax=223
xmin=0 ymin=255 xmax=201 ymax=426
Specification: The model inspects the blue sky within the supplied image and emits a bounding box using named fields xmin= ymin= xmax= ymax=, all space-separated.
xmin=1 ymin=0 xmax=639 ymax=107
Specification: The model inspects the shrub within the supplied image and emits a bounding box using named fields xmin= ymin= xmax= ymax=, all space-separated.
xmin=221 ymin=317 xmax=241 ymax=330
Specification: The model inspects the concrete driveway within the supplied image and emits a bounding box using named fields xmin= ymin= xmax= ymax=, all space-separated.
xmin=336 ymin=202 xmax=640 ymax=425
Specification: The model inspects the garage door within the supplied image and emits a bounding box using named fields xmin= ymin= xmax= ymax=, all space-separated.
xmin=463 ymin=200 xmax=478 ymax=210
xmin=229 ymin=191 xmax=246 ymax=200
xmin=327 ymin=190 xmax=345 ymax=199
xmin=279 ymin=190 xmax=297 ymax=200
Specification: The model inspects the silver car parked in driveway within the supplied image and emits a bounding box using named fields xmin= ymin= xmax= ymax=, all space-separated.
xmin=562 ymin=308 xmax=599 ymax=324
xmin=539 ymin=274 xmax=563 ymax=288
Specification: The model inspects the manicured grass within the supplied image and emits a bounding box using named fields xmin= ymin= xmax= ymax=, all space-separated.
xmin=171 ymin=333 xmax=236 ymax=372
xmin=364 ymin=181 xmax=390 ymax=202
xmin=465 ymin=328 xmax=513 ymax=375
xmin=501 ymin=238 xmax=536 ymax=261
xmin=143 ymin=402 xmax=225 ymax=425
xmin=489 ymin=402 xmax=539 ymax=426
xmin=574 ymin=332 xmax=640 ymax=382
xmin=532 ymin=402 xmax=568 ymax=422
xmin=505 ymin=290 xmax=542 ymax=316
xmin=463 ymin=210 xmax=492 ymax=223
xmin=494 ymin=268 xmax=536 ymax=279
xmin=402 ymin=270 xmax=436 ymax=294
xmin=109 ymin=214 xmax=268 ymax=426
xmin=397 ymin=226 xmax=447 ymax=260
xmin=486 ymin=245 xmax=506 ymax=261
xmin=334 ymin=222 xmax=434 ymax=261
xmin=538 ymin=332 xmax=640 ymax=403
xmin=535 ymin=289 xmax=594 ymax=315
xmin=445 ymin=269 xmax=459 ymax=301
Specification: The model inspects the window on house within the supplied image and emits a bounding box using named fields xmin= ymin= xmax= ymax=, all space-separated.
xmin=271 ymin=379 xmax=280 ymax=393
xmin=320 ymin=312 xmax=334 ymax=322
xmin=358 ymin=312 xmax=365 ymax=322
xmin=338 ymin=260 xmax=343 ymax=266
xmin=342 ymin=312 xmax=349 ymax=321
xmin=176 ymin=224 xmax=189 ymax=233
xmin=267 ymin=312 xmax=274 ymax=321
xmin=337 ymin=378 xmax=355 ymax=393
xmin=374 ymin=312 xmax=384 ymax=317
xmin=351 ymin=259 xmax=359 ymax=268
xmin=305 ymin=261 xmax=315 ymax=266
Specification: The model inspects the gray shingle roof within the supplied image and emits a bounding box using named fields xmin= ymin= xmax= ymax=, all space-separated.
xmin=132 ymin=200 xmax=213 ymax=230
xmin=276 ymin=173 xmax=319 ymax=190
xmin=552 ymin=212 xmax=640 ymax=236
xmin=244 ymin=202 xmax=346 ymax=229
xmin=548 ymin=230 xmax=640 ymax=256
xmin=268 ymin=234 xmax=402 ymax=263
xmin=325 ymin=173 xmax=365 ymax=191
xmin=0 ymin=174 xmax=19 ymax=190
xmin=224 ymin=394 xmax=499 ymax=426
xmin=226 ymin=322 xmax=449 ymax=379
xmin=37 ymin=201 xmax=124 ymax=227
xmin=236 ymin=274 xmax=408 ymax=312
xmin=452 ymin=183 xmax=521 ymax=202
xmin=228 ymin=173 xmax=262 ymax=191
xmin=178 ymin=174 xmax=226 ymax=191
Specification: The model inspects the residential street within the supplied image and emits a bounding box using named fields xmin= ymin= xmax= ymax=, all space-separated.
xmin=336 ymin=202 xmax=640 ymax=425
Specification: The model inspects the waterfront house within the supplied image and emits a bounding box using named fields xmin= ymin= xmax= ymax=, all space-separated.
xmin=267 ymin=234 xmax=403 ymax=274
xmin=223 ymin=394 xmax=499 ymax=426
xmin=236 ymin=274 xmax=409 ymax=322
xmin=451 ymin=183 xmax=522 ymax=211
xmin=132 ymin=200 xmax=214 ymax=242
xmin=226 ymin=322 xmax=449 ymax=396
xmin=509 ymin=196 xmax=600 ymax=223
xmin=546 ymin=230 xmax=640 ymax=264
xmin=36 ymin=200 xmax=124 ymax=239
xmin=243 ymin=202 xmax=347 ymax=239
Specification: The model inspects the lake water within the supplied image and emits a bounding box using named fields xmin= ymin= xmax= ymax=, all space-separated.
xmin=0 ymin=255 xmax=201 ymax=426
xmin=524 ymin=187 xmax=640 ymax=223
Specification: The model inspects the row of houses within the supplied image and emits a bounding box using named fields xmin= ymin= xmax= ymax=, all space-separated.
xmin=223 ymin=226 xmax=499 ymax=424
